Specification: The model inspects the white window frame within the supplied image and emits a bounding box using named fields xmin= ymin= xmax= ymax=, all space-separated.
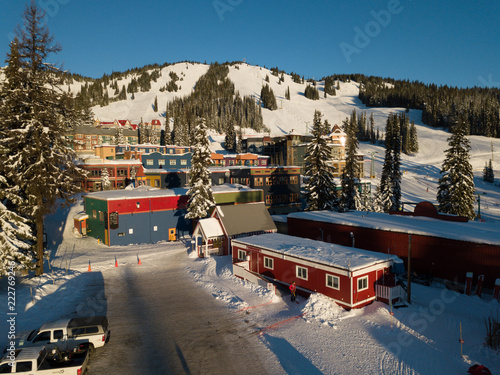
xmin=158 ymin=159 xmax=166 ymax=166
xmin=263 ymin=257 xmax=274 ymax=270
xmin=170 ymin=159 xmax=176 ymax=165
xmin=180 ymin=159 xmax=187 ymax=165
xmin=296 ymin=265 xmax=308 ymax=281
xmin=326 ymin=274 xmax=340 ymax=290
xmin=237 ymin=250 xmax=246 ymax=261
xmin=357 ymin=276 xmax=368 ymax=291
xmin=146 ymin=159 xmax=154 ymax=166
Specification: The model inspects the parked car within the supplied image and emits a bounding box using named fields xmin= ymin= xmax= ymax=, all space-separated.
xmin=11 ymin=316 xmax=109 ymax=354
xmin=0 ymin=345 xmax=89 ymax=374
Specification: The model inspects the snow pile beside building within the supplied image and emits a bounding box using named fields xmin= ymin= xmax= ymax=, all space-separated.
xmin=301 ymin=294 xmax=344 ymax=327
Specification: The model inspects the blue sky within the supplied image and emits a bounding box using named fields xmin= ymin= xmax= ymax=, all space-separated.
xmin=1 ymin=0 xmax=499 ymax=88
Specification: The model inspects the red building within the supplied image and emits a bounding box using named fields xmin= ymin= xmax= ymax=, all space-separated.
xmin=287 ymin=205 xmax=500 ymax=289
xmin=231 ymin=233 xmax=399 ymax=309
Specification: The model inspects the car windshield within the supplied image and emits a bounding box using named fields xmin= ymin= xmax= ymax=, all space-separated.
xmin=27 ymin=329 xmax=39 ymax=341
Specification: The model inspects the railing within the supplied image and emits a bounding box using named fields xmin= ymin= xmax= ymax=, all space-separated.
xmin=376 ymin=284 xmax=406 ymax=302
xmin=197 ymin=245 xmax=222 ymax=257
xmin=233 ymin=262 xmax=274 ymax=291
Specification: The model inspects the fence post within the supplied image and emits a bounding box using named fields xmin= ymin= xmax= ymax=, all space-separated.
xmin=465 ymin=272 xmax=473 ymax=296
xmin=493 ymin=279 xmax=500 ymax=302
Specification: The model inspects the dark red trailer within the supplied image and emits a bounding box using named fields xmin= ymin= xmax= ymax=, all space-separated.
xmin=288 ymin=208 xmax=500 ymax=289
xmin=232 ymin=233 xmax=400 ymax=309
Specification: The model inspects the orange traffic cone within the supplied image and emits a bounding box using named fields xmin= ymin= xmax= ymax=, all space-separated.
xmin=88 ymin=260 xmax=92 ymax=272
xmin=137 ymin=256 xmax=141 ymax=265
xmin=115 ymin=257 xmax=118 ymax=267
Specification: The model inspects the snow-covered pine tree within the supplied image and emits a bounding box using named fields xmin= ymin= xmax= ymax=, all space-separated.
xmin=114 ymin=126 xmax=125 ymax=145
xmin=483 ymin=159 xmax=494 ymax=183
xmin=0 ymin=185 xmax=34 ymax=276
xmin=185 ymin=118 xmax=216 ymax=220
xmin=224 ymin=123 xmax=236 ymax=151
xmin=390 ymin=115 xmax=402 ymax=211
xmin=340 ymin=111 xmax=360 ymax=212
xmin=304 ymin=110 xmax=339 ymax=211
xmin=0 ymin=40 xmax=35 ymax=275
xmin=101 ymin=168 xmax=112 ymax=191
xmin=150 ymin=125 xmax=158 ymax=145
xmin=163 ymin=118 xmax=172 ymax=145
xmin=235 ymin=127 xmax=243 ymax=154
xmin=369 ymin=113 xmax=375 ymax=144
xmin=1 ymin=2 xmax=86 ymax=275
xmin=374 ymin=114 xmax=395 ymax=212
xmin=409 ymin=120 xmax=419 ymax=154
xmin=437 ymin=119 xmax=476 ymax=219
xmin=139 ymin=121 xmax=148 ymax=144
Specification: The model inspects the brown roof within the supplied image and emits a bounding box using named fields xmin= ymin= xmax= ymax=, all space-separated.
xmin=214 ymin=203 xmax=277 ymax=236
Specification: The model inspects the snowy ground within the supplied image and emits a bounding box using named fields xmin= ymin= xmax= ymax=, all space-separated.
xmin=1 ymin=192 xmax=499 ymax=374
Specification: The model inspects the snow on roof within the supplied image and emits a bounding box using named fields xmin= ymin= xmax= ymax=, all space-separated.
xmin=73 ymin=212 xmax=89 ymax=220
xmin=79 ymin=158 xmax=143 ymax=166
xmin=195 ymin=218 xmax=225 ymax=238
xmin=85 ymin=184 xmax=261 ymax=201
xmin=233 ymin=233 xmax=397 ymax=272
xmin=288 ymin=211 xmax=500 ymax=246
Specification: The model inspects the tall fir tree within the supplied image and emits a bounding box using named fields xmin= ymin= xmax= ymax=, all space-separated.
xmin=374 ymin=114 xmax=401 ymax=212
xmin=0 ymin=2 xmax=86 ymax=275
xmin=100 ymin=168 xmax=112 ymax=191
xmin=0 ymin=38 xmax=35 ymax=275
xmin=114 ymin=126 xmax=125 ymax=145
xmin=185 ymin=118 xmax=216 ymax=220
xmin=483 ymin=159 xmax=494 ymax=183
xmin=163 ymin=117 xmax=172 ymax=146
xmin=304 ymin=110 xmax=339 ymax=211
xmin=391 ymin=116 xmax=402 ymax=211
xmin=0 ymin=181 xmax=34 ymax=276
xmin=437 ymin=119 xmax=476 ymax=219
xmin=340 ymin=111 xmax=360 ymax=211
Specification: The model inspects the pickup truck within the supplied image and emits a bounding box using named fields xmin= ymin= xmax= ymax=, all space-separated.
xmin=0 ymin=346 xmax=89 ymax=374
xmin=13 ymin=316 xmax=109 ymax=354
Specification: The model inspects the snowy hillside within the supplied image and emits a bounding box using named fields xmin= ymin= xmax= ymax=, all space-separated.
xmin=88 ymin=62 xmax=500 ymax=221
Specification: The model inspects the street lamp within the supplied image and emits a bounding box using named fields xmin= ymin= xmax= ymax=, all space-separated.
xmin=350 ymin=232 xmax=355 ymax=248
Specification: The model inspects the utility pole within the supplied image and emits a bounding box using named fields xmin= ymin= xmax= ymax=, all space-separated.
xmin=407 ymin=235 xmax=412 ymax=304
xmin=369 ymin=151 xmax=377 ymax=178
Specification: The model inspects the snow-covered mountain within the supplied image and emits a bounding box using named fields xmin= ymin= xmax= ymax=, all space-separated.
xmin=86 ymin=62 xmax=500 ymax=221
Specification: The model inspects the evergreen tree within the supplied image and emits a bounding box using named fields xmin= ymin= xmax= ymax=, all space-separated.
xmin=185 ymin=118 xmax=216 ymax=220
xmin=224 ymin=123 xmax=236 ymax=151
xmin=304 ymin=110 xmax=339 ymax=211
xmin=235 ymin=127 xmax=243 ymax=154
xmin=391 ymin=116 xmax=402 ymax=211
xmin=340 ymin=112 xmax=360 ymax=211
xmin=150 ymin=125 xmax=158 ymax=145
xmin=0 ymin=42 xmax=35 ymax=274
xmin=153 ymin=96 xmax=158 ymax=112
xmin=409 ymin=120 xmax=419 ymax=153
xmin=305 ymin=85 xmax=320 ymax=100
xmin=285 ymin=86 xmax=291 ymax=100
xmin=483 ymin=159 xmax=495 ymax=183
xmin=260 ymin=84 xmax=278 ymax=110
xmin=369 ymin=113 xmax=376 ymax=144
xmin=163 ymin=118 xmax=172 ymax=145
xmin=373 ymin=114 xmax=401 ymax=212
xmin=0 ymin=180 xmax=34 ymax=276
xmin=114 ymin=126 xmax=125 ymax=145
xmin=437 ymin=119 xmax=476 ymax=219
xmin=100 ymin=168 xmax=112 ymax=191
xmin=0 ymin=2 xmax=86 ymax=275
